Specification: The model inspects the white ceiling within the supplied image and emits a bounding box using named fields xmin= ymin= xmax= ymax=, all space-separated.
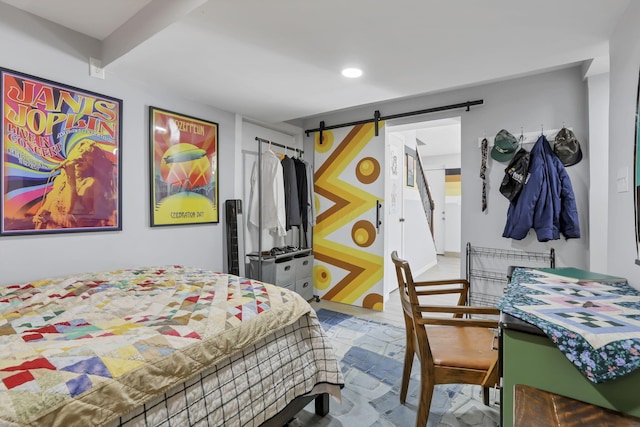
xmin=389 ymin=118 xmax=462 ymax=157
xmin=0 ymin=0 xmax=630 ymax=125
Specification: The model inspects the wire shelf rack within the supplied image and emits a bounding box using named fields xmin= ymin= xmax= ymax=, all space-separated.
xmin=466 ymin=242 xmax=555 ymax=308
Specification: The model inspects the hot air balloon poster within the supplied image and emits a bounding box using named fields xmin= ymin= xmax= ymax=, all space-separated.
xmin=149 ymin=107 xmax=219 ymax=226
xmin=1 ymin=68 xmax=122 ymax=235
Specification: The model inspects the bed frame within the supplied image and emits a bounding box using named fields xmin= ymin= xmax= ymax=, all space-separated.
xmin=262 ymin=393 xmax=329 ymax=426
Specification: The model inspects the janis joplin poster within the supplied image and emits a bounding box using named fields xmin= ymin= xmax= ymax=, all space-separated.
xmin=1 ymin=68 xmax=122 ymax=235
xmin=149 ymin=107 xmax=218 ymax=226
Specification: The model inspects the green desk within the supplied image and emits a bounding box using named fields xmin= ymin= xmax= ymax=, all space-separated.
xmin=499 ymin=267 xmax=640 ymax=427
xmin=501 ymin=321 xmax=640 ymax=427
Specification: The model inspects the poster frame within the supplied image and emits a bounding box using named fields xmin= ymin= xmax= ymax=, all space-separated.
xmin=0 ymin=67 xmax=123 ymax=236
xmin=149 ymin=106 xmax=219 ymax=227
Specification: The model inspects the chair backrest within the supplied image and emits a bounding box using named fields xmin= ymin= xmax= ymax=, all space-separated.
xmin=391 ymin=250 xmax=416 ymax=314
xmin=391 ymin=250 xmax=471 ymax=319
xmin=391 ymin=250 xmax=432 ymax=362
xmin=390 ymin=250 xmax=498 ymax=356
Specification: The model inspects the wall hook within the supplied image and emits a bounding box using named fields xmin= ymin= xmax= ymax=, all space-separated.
xmin=519 ymin=127 xmax=525 ymax=146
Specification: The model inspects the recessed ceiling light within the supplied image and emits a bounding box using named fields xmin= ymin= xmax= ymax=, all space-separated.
xmin=341 ymin=68 xmax=363 ymax=78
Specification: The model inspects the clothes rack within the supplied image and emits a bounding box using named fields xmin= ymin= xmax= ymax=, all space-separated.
xmin=255 ymin=137 xmax=304 ymax=158
xmin=252 ymin=137 xmax=308 ymax=282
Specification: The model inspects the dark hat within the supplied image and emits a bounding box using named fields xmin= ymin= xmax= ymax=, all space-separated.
xmin=500 ymin=148 xmax=530 ymax=202
xmin=491 ymin=129 xmax=518 ymax=162
xmin=554 ymin=128 xmax=582 ymax=166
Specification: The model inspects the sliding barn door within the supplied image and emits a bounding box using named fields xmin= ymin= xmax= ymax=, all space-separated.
xmin=313 ymin=122 xmax=385 ymax=310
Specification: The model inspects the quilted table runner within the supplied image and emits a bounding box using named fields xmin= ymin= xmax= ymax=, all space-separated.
xmin=0 ymin=266 xmax=311 ymax=426
xmin=498 ymin=268 xmax=640 ymax=383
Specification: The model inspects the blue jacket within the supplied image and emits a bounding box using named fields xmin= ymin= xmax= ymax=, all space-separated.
xmin=502 ymin=135 xmax=580 ymax=241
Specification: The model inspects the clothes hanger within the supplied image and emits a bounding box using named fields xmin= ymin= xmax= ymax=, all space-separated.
xmin=267 ymin=140 xmax=283 ymax=158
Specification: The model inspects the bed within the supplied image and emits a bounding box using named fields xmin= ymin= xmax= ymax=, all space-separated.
xmin=0 ymin=265 xmax=343 ymax=426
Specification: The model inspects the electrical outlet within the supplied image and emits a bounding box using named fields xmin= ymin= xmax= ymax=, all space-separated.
xmin=617 ymin=167 xmax=629 ymax=193
xmin=89 ymin=57 xmax=105 ymax=79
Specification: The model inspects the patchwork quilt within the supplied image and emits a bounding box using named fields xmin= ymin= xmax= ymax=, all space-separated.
xmin=499 ymin=268 xmax=640 ymax=383
xmin=0 ymin=266 xmax=311 ymax=426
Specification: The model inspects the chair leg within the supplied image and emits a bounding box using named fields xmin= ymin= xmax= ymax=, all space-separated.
xmin=400 ymin=331 xmax=414 ymax=404
xmin=483 ymin=386 xmax=490 ymax=406
xmin=415 ymin=363 xmax=434 ymax=427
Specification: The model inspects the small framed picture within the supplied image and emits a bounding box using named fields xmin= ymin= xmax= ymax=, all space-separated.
xmin=406 ymin=152 xmax=415 ymax=187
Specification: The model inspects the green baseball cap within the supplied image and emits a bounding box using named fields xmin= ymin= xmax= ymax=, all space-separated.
xmin=491 ymin=129 xmax=518 ymax=162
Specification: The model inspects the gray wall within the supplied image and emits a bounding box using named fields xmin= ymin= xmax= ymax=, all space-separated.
xmin=0 ymin=1 xmax=601 ymax=285
xmin=303 ymin=66 xmax=590 ymax=274
xmin=459 ymin=67 xmax=589 ymax=270
xmin=609 ymin=1 xmax=640 ymax=285
xmin=0 ymin=4 xmax=236 ymax=284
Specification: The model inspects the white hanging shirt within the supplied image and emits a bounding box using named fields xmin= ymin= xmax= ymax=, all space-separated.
xmin=248 ymin=150 xmax=287 ymax=237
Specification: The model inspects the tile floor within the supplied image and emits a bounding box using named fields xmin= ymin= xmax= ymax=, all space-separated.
xmin=295 ymin=308 xmax=500 ymax=427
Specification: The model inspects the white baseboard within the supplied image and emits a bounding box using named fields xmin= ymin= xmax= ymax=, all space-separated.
xmin=413 ymin=258 xmax=438 ymax=277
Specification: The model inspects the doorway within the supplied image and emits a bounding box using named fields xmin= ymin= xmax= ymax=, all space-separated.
xmin=384 ymin=117 xmax=462 ymax=299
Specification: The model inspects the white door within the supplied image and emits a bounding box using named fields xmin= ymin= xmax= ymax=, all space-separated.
xmin=384 ymin=133 xmax=405 ymax=298
xmin=425 ymin=167 xmax=446 ymax=254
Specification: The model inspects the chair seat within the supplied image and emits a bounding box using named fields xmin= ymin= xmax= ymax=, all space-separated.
xmin=428 ymin=326 xmax=496 ymax=370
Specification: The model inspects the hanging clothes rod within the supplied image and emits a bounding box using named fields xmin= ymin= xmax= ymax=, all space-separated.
xmin=255 ymin=137 xmax=304 ymax=155
xmin=253 ymin=136 xmax=306 ymax=280
xmin=304 ymin=99 xmax=484 ymax=141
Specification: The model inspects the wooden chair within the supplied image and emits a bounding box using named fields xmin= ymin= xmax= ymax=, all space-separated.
xmin=390 ymin=251 xmax=500 ymax=427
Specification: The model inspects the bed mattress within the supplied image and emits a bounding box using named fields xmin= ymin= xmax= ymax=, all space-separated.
xmin=0 ymin=266 xmax=343 ymax=426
